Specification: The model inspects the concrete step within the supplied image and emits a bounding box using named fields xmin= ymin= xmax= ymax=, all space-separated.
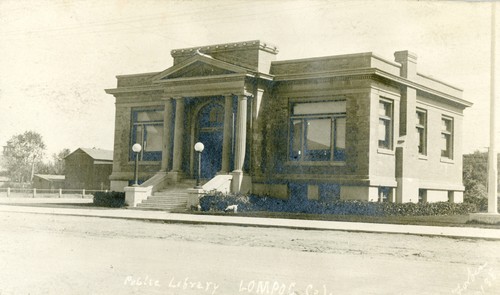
xmin=138 ymin=199 xmax=187 ymax=204
xmin=150 ymin=194 xmax=189 ymax=198
xmin=140 ymin=202 xmax=187 ymax=206
xmin=145 ymin=200 xmax=187 ymax=205
xmin=136 ymin=205 xmax=186 ymax=211
xmin=137 ymin=202 xmax=186 ymax=207
xmin=138 ymin=193 xmax=189 ymax=211
xmin=137 ymin=178 xmax=196 ymax=211
xmin=140 ymin=198 xmax=188 ymax=204
xmin=154 ymin=179 xmax=199 ymax=193
xmin=146 ymin=196 xmax=188 ymax=200
xmin=144 ymin=196 xmax=188 ymax=201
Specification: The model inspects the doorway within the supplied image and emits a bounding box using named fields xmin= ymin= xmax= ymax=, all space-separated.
xmin=197 ymin=103 xmax=224 ymax=179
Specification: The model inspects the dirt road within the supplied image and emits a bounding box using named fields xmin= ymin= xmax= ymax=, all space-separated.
xmin=0 ymin=211 xmax=499 ymax=294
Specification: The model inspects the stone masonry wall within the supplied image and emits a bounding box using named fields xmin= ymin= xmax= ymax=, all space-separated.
xmin=110 ymin=91 xmax=164 ymax=183
xmin=258 ymin=76 xmax=374 ymax=184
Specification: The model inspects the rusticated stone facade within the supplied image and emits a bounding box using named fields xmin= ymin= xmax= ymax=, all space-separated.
xmin=106 ymin=40 xmax=472 ymax=203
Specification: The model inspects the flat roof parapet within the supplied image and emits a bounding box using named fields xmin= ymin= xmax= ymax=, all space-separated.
xmin=171 ymin=40 xmax=279 ymax=57
xmin=171 ymin=40 xmax=279 ymax=74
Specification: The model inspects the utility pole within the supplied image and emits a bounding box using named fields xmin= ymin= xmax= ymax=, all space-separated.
xmin=488 ymin=1 xmax=498 ymax=214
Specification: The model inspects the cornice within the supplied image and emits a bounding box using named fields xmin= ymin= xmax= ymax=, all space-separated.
xmin=271 ymin=52 xmax=374 ymax=65
xmin=153 ymin=73 xmax=251 ymax=85
xmin=417 ymin=72 xmax=463 ymax=92
xmin=274 ymin=68 xmax=472 ymax=108
xmin=115 ymin=71 xmax=160 ymax=78
xmin=254 ymin=72 xmax=275 ymax=81
xmin=104 ymin=85 xmax=164 ymax=95
xmin=273 ymin=68 xmax=376 ymax=81
xmin=373 ymin=69 xmax=473 ymax=108
xmin=106 ymin=66 xmax=472 ymax=108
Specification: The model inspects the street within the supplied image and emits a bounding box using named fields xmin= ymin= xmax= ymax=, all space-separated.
xmin=0 ymin=211 xmax=499 ymax=295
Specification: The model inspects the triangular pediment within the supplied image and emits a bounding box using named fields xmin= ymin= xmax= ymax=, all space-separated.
xmin=152 ymin=54 xmax=248 ymax=81
xmin=166 ymin=61 xmax=236 ymax=79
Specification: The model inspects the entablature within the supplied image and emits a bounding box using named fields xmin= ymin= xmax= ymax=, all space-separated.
xmin=273 ymin=68 xmax=472 ymax=109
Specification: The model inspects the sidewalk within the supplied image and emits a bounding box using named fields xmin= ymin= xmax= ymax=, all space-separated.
xmin=0 ymin=199 xmax=500 ymax=240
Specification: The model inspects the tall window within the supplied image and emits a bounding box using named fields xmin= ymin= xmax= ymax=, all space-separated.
xmin=416 ymin=109 xmax=427 ymax=155
xmin=441 ymin=116 xmax=453 ymax=159
xmin=289 ymin=100 xmax=346 ymax=162
xmin=131 ymin=108 xmax=164 ymax=161
xmin=378 ymin=99 xmax=393 ymax=149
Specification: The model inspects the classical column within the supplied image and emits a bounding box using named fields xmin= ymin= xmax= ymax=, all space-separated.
xmin=232 ymin=95 xmax=248 ymax=193
xmin=220 ymin=94 xmax=233 ymax=173
xmin=171 ymin=97 xmax=185 ymax=172
xmin=161 ymin=98 xmax=173 ymax=171
xmin=233 ymin=95 xmax=247 ymax=172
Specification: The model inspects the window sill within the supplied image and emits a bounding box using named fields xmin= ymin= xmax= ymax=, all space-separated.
xmin=285 ymin=161 xmax=346 ymax=167
xmin=377 ymin=148 xmax=395 ymax=155
xmin=418 ymin=155 xmax=428 ymax=160
xmin=440 ymin=157 xmax=454 ymax=164
xmin=128 ymin=161 xmax=161 ymax=165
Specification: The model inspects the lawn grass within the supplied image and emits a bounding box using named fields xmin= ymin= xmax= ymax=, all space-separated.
xmin=184 ymin=210 xmax=500 ymax=229
xmin=2 ymin=197 xmax=499 ymax=229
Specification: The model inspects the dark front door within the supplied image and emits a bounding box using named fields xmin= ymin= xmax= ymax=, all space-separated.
xmin=197 ymin=103 xmax=224 ymax=179
xmin=198 ymin=130 xmax=223 ymax=179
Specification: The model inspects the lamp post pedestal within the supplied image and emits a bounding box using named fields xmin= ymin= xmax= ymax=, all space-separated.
xmin=187 ymin=187 xmax=205 ymax=210
xmin=124 ymin=185 xmax=153 ymax=207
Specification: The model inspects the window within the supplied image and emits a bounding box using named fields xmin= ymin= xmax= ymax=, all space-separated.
xmin=378 ymin=99 xmax=393 ymax=149
xmin=199 ymin=104 xmax=224 ymax=129
xmin=378 ymin=187 xmax=393 ymax=203
xmin=208 ymin=107 xmax=224 ymax=124
xmin=441 ymin=116 xmax=453 ymax=159
xmin=131 ymin=108 xmax=164 ymax=161
xmin=289 ymin=100 xmax=346 ymax=162
xmin=418 ymin=189 xmax=427 ymax=203
xmin=416 ymin=109 xmax=427 ymax=155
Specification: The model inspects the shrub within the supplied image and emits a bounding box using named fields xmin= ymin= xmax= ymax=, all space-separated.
xmin=464 ymin=195 xmax=500 ymax=213
xmin=93 ymin=191 xmax=125 ymax=208
xmin=199 ymin=194 xmax=478 ymax=216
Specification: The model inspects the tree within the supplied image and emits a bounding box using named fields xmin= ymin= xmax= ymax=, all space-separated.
xmin=35 ymin=148 xmax=71 ymax=175
xmin=35 ymin=161 xmax=53 ymax=175
xmin=52 ymin=148 xmax=71 ymax=174
xmin=2 ymin=131 xmax=46 ymax=183
xmin=463 ymin=151 xmax=488 ymax=199
xmin=463 ymin=151 xmax=491 ymax=211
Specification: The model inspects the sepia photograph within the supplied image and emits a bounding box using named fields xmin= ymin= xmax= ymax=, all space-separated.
xmin=0 ymin=0 xmax=499 ymax=294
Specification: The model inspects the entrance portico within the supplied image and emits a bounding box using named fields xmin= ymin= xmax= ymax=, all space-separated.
xmin=135 ymin=41 xmax=280 ymax=193
xmin=105 ymin=41 xmax=277 ymax=195
xmin=161 ymin=92 xmax=251 ymax=193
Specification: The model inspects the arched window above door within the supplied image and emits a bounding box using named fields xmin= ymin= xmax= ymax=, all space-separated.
xmin=199 ymin=103 xmax=224 ymax=129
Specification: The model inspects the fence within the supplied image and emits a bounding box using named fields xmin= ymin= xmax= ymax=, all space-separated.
xmin=0 ymin=188 xmax=109 ymax=199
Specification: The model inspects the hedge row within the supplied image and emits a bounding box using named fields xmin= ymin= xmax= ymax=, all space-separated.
xmin=199 ymin=194 xmax=478 ymax=216
xmin=464 ymin=195 xmax=500 ymax=212
xmin=93 ymin=191 xmax=125 ymax=208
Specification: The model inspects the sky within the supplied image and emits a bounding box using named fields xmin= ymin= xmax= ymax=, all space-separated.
xmin=0 ymin=0 xmax=499 ymax=162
